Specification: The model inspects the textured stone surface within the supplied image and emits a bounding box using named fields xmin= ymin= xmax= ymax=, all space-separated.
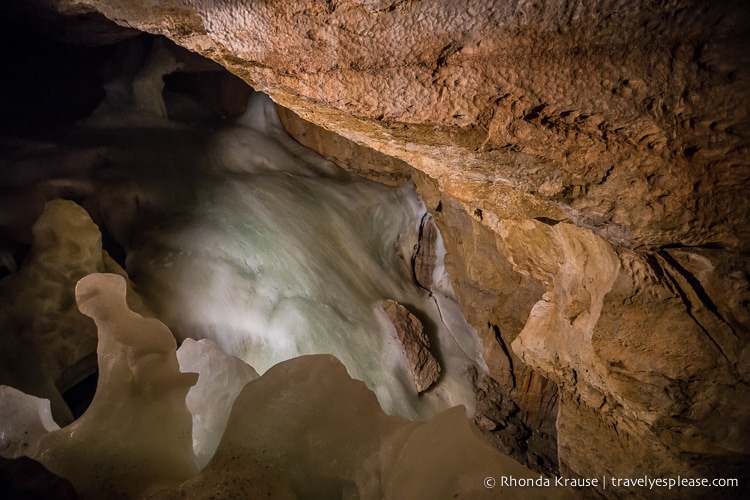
xmin=405 ymin=168 xmax=563 ymax=474
xmin=381 ymin=299 xmax=441 ymax=393
xmin=278 ymin=101 xmax=750 ymax=489
xmin=44 ymin=0 xmax=750 ymax=250
xmin=0 ymin=200 xmax=148 ymax=425
xmin=412 ymin=212 xmax=438 ymax=291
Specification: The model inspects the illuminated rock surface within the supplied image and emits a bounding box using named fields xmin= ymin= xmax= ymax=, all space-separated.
xmin=381 ymin=299 xmax=441 ymax=393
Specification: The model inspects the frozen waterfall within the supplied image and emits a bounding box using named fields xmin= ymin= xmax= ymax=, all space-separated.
xmin=87 ymin=92 xmax=488 ymax=420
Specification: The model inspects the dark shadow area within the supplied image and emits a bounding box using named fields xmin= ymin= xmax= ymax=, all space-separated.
xmin=62 ymin=371 xmax=98 ymax=420
xmin=0 ymin=2 xmax=117 ymax=139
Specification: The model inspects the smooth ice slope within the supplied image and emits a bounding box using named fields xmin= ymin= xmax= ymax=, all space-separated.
xmin=115 ymin=92 xmax=486 ymax=419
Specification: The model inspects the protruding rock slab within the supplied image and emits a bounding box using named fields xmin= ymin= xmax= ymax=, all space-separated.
xmin=412 ymin=212 xmax=437 ymax=291
xmin=381 ymin=299 xmax=441 ymax=393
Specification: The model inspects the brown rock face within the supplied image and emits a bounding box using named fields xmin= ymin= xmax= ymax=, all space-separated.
xmin=381 ymin=299 xmax=441 ymax=393
xmin=412 ymin=213 xmax=437 ymax=291
xmin=33 ymin=0 xmax=750 ymax=493
xmin=44 ymin=0 xmax=750 ymax=249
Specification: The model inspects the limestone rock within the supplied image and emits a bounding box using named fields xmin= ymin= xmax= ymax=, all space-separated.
xmin=412 ymin=212 xmax=438 ymax=291
xmin=278 ymin=94 xmax=750 ymax=487
xmin=381 ymin=299 xmax=441 ymax=393
xmin=0 ymin=199 xmax=148 ymax=425
xmin=43 ymin=0 xmax=750 ymax=251
xmin=277 ymin=105 xmax=413 ymax=186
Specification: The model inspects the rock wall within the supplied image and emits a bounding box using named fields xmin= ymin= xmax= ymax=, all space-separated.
xmin=34 ymin=0 xmax=750 ymax=493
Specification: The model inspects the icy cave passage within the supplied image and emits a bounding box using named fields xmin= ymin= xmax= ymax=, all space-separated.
xmin=2 ymin=1 xmax=750 ymax=499
xmin=0 ymin=7 xmax=554 ymax=499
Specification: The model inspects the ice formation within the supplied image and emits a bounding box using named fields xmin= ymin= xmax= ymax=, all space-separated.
xmin=3 ymin=273 xmax=567 ymax=499
xmin=176 ymin=338 xmax=259 ymax=468
xmin=1 ymin=40 xmax=487 ymax=419
xmin=106 ymin=92 xmax=487 ymax=419
xmin=0 ymin=385 xmax=60 ymax=459
xmin=0 ymin=199 xmax=145 ymax=425
xmin=154 ymin=354 xmax=565 ymax=500
xmin=35 ymin=273 xmax=198 ymax=498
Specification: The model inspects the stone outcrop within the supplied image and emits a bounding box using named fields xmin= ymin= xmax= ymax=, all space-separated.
xmin=0 ymin=200 xmax=149 ymax=425
xmin=381 ymin=299 xmax=441 ymax=393
xmin=412 ymin=213 xmax=438 ymax=291
xmin=42 ymin=0 xmax=750 ymax=249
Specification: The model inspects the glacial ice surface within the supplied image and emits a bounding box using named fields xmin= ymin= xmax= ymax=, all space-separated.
xmin=108 ymin=92 xmax=487 ymax=419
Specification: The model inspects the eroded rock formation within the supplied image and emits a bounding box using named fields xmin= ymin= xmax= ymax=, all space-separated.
xmin=0 ymin=200 xmax=148 ymax=425
xmin=381 ymin=299 xmax=441 ymax=393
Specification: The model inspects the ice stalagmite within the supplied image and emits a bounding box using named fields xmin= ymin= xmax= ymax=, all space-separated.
xmin=35 ymin=273 xmax=197 ymax=499
xmin=176 ymin=338 xmax=259 ymax=468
